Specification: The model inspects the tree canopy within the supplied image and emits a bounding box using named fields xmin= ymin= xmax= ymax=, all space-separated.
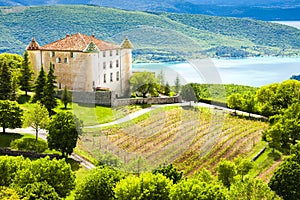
xmin=32 ymin=65 xmax=46 ymax=103
xmin=47 ymin=112 xmax=83 ymax=157
xmin=19 ymin=51 xmax=33 ymax=96
xmin=269 ymin=152 xmax=300 ymax=200
xmin=61 ymin=85 xmax=72 ymax=109
xmin=41 ymin=63 xmax=57 ymax=114
xmin=130 ymin=71 xmax=158 ymax=98
xmin=114 ymin=173 xmax=172 ymax=200
xmin=169 ymin=178 xmax=227 ymax=200
xmin=0 ymin=100 xmax=23 ymax=133
xmin=23 ymin=102 xmax=49 ymax=140
xmin=264 ymin=103 xmax=300 ymax=153
xmin=75 ymin=166 xmax=123 ymax=200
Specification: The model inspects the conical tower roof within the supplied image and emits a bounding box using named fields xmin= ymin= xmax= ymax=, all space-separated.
xmin=26 ymin=37 xmax=40 ymax=50
xmin=83 ymin=41 xmax=100 ymax=53
xmin=121 ymin=36 xmax=134 ymax=49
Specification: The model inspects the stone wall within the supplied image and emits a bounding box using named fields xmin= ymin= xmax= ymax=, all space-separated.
xmin=112 ymin=96 xmax=182 ymax=107
xmin=58 ymin=90 xmax=182 ymax=107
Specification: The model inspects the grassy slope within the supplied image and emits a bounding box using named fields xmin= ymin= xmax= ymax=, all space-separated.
xmin=0 ymin=5 xmax=299 ymax=61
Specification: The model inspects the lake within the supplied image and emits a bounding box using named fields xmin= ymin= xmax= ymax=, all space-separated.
xmin=132 ymin=57 xmax=300 ymax=87
xmin=133 ymin=21 xmax=300 ymax=87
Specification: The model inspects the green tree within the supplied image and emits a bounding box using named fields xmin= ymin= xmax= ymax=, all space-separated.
xmin=24 ymin=102 xmax=49 ymax=140
xmin=12 ymin=157 xmax=75 ymax=198
xmin=242 ymin=92 xmax=256 ymax=117
xmin=0 ymin=186 xmax=21 ymax=200
xmin=227 ymin=93 xmax=243 ymax=114
xmin=75 ymin=166 xmax=123 ymax=200
xmin=174 ymin=74 xmax=181 ymax=94
xmin=32 ymin=65 xmax=46 ymax=103
xmin=0 ymin=100 xmax=23 ymax=133
xmin=265 ymin=103 xmax=300 ymax=153
xmin=234 ymin=157 xmax=253 ymax=181
xmin=269 ymin=156 xmax=300 ymax=200
xmin=181 ymin=84 xmax=198 ymax=102
xmin=0 ymin=53 xmax=22 ymax=100
xmin=229 ymin=177 xmax=281 ymax=200
xmin=0 ymin=156 xmax=25 ymax=187
xmin=42 ymin=63 xmax=57 ymax=114
xmin=165 ymin=82 xmax=171 ymax=96
xmin=61 ymin=85 xmax=72 ymax=109
xmin=20 ymin=181 xmax=60 ymax=200
xmin=114 ymin=173 xmax=172 ymax=200
xmin=265 ymin=123 xmax=283 ymax=152
xmin=10 ymin=70 xmax=19 ymax=101
xmin=216 ymin=159 xmax=236 ymax=188
xmin=19 ymin=51 xmax=33 ymax=96
xmin=0 ymin=59 xmax=12 ymax=100
xmin=169 ymin=179 xmax=227 ymax=200
xmin=130 ymin=71 xmax=158 ymax=98
xmin=47 ymin=112 xmax=83 ymax=157
xmin=157 ymin=69 xmax=165 ymax=87
xmin=153 ymin=164 xmax=183 ymax=184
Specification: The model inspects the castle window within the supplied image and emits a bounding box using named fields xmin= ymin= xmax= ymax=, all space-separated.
xmin=110 ymin=50 xmax=112 ymax=56
xmin=103 ymin=62 xmax=106 ymax=70
xmin=116 ymin=60 xmax=119 ymax=68
xmin=56 ymin=57 xmax=61 ymax=63
xmin=103 ymin=51 xmax=106 ymax=57
xmin=110 ymin=73 xmax=113 ymax=82
xmin=50 ymin=51 xmax=55 ymax=57
xmin=116 ymin=50 xmax=119 ymax=56
xmin=104 ymin=74 xmax=106 ymax=83
xmin=70 ymin=52 xmax=74 ymax=58
xmin=64 ymin=58 xmax=68 ymax=63
xmin=110 ymin=61 xmax=113 ymax=69
xmin=52 ymin=64 xmax=55 ymax=69
xmin=116 ymin=71 xmax=119 ymax=81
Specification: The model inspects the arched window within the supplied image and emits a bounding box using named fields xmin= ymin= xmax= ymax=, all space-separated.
xmin=56 ymin=57 xmax=61 ymax=63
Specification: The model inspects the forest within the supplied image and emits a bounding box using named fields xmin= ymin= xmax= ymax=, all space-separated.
xmin=0 ymin=5 xmax=300 ymax=62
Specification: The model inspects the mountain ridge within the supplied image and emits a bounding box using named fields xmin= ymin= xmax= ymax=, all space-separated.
xmin=0 ymin=5 xmax=299 ymax=62
xmin=0 ymin=0 xmax=299 ymax=20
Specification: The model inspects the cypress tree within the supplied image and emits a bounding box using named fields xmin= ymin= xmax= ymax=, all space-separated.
xmin=32 ymin=65 xmax=46 ymax=103
xmin=61 ymin=85 xmax=72 ymax=109
xmin=0 ymin=59 xmax=12 ymax=100
xmin=42 ymin=63 xmax=57 ymax=114
xmin=20 ymin=51 xmax=34 ymax=96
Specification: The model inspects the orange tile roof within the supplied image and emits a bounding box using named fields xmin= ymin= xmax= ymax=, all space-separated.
xmin=40 ymin=33 xmax=121 ymax=51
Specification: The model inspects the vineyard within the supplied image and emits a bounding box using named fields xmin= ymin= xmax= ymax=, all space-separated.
xmin=81 ymin=106 xmax=268 ymax=175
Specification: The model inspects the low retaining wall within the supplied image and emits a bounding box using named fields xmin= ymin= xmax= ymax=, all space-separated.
xmin=112 ymin=96 xmax=182 ymax=107
xmin=57 ymin=90 xmax=182 ymax=107
xmin=0 ymin=148 xmax=61 ymax=159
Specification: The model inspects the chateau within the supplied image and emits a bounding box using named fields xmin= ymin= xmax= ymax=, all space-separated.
xmin=26 ymin=33 xmax=133 ymax=97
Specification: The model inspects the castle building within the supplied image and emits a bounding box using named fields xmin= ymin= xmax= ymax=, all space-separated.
xmin=26 ymin=33 xmax=133 ymax=97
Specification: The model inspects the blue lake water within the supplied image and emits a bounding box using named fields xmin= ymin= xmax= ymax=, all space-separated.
xmin=132 ymin=57 xmax=300 ymax=87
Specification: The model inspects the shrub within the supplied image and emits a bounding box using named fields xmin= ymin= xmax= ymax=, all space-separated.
xmin=0 ymin=186 xmax=21 ymax=200
xmin=10 ymin=138 xmax=48 ymax=153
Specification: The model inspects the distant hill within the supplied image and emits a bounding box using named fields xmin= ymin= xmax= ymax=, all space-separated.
xmin=0 ymin=0 xmax=299 ymax=20
xmin=0 ymin=5 xmax=299 ymax=62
